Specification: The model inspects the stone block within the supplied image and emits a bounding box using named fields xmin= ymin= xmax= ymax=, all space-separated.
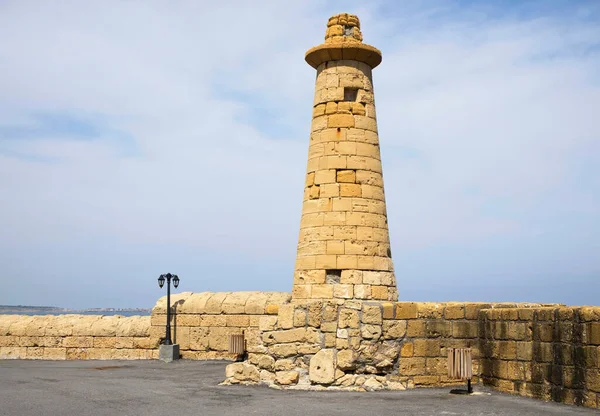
xmin=497 ymin=341 xmax=517 ymax=360
xmin=276 ymin=371 xmax=299 ymax=385
xmin=294 ymin=310 xmax=307 ymax=327
xmin=270 ymin=343 xmax=297 ymax=358
xmin=332 ymin=197 xmax=353 ymax=211
xmin=406 ymin=320 xmax=425 ymax=337
xmin=340 ymin=270 xmax=362 ymax=284
xmin=323 ymin=212 xmax=346 ymax=226
xmin=444 ymin=304 xmax=465 ymax=320
xmin=418 ymin=303 xmax=443 ymax=319
xmin=226 ymin=362 xmax=260 ymax=382
xmin=277 ymin=305 xmax=294 ymax=329
xmin=425 ymin=321 xmax=452 ymax=338
xmin=452 ymin=321 xmax=478 ymax=339
xmin=401 ymin=343 xmax=414 ymax=357
xmin=396 ymin=302 xmax=418 ymax=319
xmin=333 ymin=284 xmax=354 ymax=299
xmin=90 ymin=318 xmax=118 ymax=337
xmin=25 ymin=347 xmax=44 ymax=359
xmin=310 ymin=349 xmax=337 ymax=384
xmin=207 ymin=327 xmax=231 ymax=351
xmin=115 ymin=337 xmax=135 ymax=349
xmin=226 ymin=315 xmax=251 ymax=328
xmin=270 ymin=328 xmax=307 ymax=344
xmin=315 ymin=255 xmax=337 ymax=270
xmin=361 ymin=324 xmax=382 ymax=340
xmin=94 ymin=337 xmax=116 ymax=348
xmin=199 ymin=315 xmax=226 ymax=327
xmin=339 ymin=309 xmax=360 ymax=329
xmin=205 ymin=292 xmax=229 ymax=315
xmin=43 ymin=347 xmax=67 ymax=360
xmin=371 ymin=286 xmax=389 ymax=300
xmin=383 ymin=320 xmax=407 ymax=339
xmin=307 ymin=302 xmax=323 ymax=327
xmin=362 ymin=305 xmax=382 ymax=324
xmin=413 ymin=339 xmax=440 ymax=357
xmin=328 ymin=114 xmax=355 ymax=128
xmin=312 ymin=284 xmax=334 ymax=298
xmin=399 ymin=357 xmax=426 ymax=376
xmin=326 ymin=240 xmax=345 ymax=255
xmin=340 ymin=183 xmax=362 ymax=197
xmin=354 ymin=285 xmax=371 ymax=299
xmin=587 ymin=323 xmax=600 ymax=345
xmin=337 ymin=255 xmax=358 ymax=269
xmin=337 ymin=170 xmax=356 ymax=183
xmin=382 ymin=302 xmax=395 ymax=319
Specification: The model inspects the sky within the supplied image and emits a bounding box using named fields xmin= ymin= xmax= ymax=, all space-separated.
xmin=0 ymin=0 xmax=598 ymax=309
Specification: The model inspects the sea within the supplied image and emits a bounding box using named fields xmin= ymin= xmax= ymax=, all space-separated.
xmin=2 ymin=311 xmax=151 ymax=317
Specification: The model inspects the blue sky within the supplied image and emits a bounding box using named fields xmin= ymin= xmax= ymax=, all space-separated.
xmin=0 ymin=0 xmax=598 ymax=309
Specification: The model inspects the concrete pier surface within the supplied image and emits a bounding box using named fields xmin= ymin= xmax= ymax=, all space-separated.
xmin=0 ymin=360 xmax=596 ymax=416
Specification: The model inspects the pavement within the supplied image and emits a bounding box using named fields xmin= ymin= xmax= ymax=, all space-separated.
xmin=0 ymin=360 xmax=597 ymax=416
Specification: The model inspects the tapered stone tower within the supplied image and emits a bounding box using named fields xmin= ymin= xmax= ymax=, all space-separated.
xmin=292 ymin=14 xmax=398 ymax=302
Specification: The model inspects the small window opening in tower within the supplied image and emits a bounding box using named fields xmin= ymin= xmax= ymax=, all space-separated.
xmin=344 ymin=87 xmax=358 ymax=102
xmin=343 ymin=25 xmax=354 ymax=36
xmin=326 ymin=269 xmax=341 ymax=284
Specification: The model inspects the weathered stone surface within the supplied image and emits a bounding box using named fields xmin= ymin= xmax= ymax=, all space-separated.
xmin=205 ymin=292 xmax=230 ymax=315
xmin=222 ymin=292 xmax=253 ymax=314
xmin=276 ymin=371 xmax=299 ymax=385
xmin=258 ymin=355 xmax=275 ymax=371
xmin=270 ymin=344 xmax=298 ymax=358
xmin=260 ymin=370 xmax=276 ymax=382
xmin=309 ymin=349 xmax=337 ymax=384
xmin=338 ymin=309 xmax=360 ymax=329
xmin=152 ymin=292 xmax=193 ymax=314
xmin=361 ymin=324 xmax=382 ymax=340
xmin=383 ymin=320 xmax=406 ymax=339
xmin=337 ymin=349 xmax=356 ymax=370
xmin=363 ymin=377 xmax=383 ymax=391
xmin=277 ymin=305 xmax=295 ymax=330
xmin=225 ymin=363 xmax=260 ymax=382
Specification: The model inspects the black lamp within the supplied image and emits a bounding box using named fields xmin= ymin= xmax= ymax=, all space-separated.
xmin=157 ymin=273 xmax=180 ymax=345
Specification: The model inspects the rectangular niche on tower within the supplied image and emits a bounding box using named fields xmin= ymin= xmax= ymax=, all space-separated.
xmin=344 ymin=87 xmax=358 ymax=102
xmin=326 ymin=269 xmax=341 ymax=284
xmin=343 ymin=25 xmax=354 ymax=36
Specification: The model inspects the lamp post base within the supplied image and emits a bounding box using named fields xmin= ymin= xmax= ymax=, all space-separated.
xmin=159 ymin=344 xmax=180 ymax=363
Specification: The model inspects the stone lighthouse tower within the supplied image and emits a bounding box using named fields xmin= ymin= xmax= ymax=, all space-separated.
xmin=292 ymin=14 xmax=398 ymax=302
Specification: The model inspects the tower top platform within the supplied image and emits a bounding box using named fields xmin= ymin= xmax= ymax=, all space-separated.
xmin=305 ymin=13 xmax=382 ymax=70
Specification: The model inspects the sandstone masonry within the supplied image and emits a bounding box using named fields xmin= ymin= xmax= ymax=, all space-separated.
xmin=293 ymin=13 xmax=397 ymax=302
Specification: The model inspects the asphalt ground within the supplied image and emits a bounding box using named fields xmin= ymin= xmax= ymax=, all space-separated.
xmin=0 ymin=360 xmax=597 ymax=416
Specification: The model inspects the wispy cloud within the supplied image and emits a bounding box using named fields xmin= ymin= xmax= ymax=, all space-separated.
xmin=0 ymin=0 xmax=598 ymax=308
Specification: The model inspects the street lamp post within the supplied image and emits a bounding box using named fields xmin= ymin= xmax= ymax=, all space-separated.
xmin=157 ymin=273 xmax=180 ymax=362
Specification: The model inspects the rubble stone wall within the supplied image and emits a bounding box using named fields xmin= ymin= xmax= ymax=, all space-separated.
xmin=480 ymin=306 xmax=600 ymax=409
xmin=223 ymin=300 xmax=550 ymax=391
xmin=0 ymin=314 xmax=154 ymax=360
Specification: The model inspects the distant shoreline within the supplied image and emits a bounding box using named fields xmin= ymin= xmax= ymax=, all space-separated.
xmin=0 ymin=305 xmax=151 ymax=315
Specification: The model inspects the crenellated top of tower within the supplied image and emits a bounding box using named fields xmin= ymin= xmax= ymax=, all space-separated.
xmin=305 ymin=13 xmax=382 ymax=70
xmin=324 ymin=13 xmax=363 ymax=44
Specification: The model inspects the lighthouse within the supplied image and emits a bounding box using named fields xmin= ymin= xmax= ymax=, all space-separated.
xmin=292 ymin=13 xmax=398 ymax=302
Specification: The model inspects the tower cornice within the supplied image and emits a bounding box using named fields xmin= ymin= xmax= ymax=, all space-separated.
xmin=304 ymin=13 xmax=382 ymax=69
xmin=305 ymin=43 xmax=382 ymax=69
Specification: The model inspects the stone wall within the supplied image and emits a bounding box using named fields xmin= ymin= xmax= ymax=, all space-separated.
xmin=222 ymin=300 xmax=550 ymax=391
xmin=480 ymin=306 xmax=600 ymax=409
xmin=0 ymin=314 xmax=153 ymax=360
xmin=0 ymin=291 xmax=291 ymax=361
xmin=150 ymin=291 xmax=291 ymax=360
